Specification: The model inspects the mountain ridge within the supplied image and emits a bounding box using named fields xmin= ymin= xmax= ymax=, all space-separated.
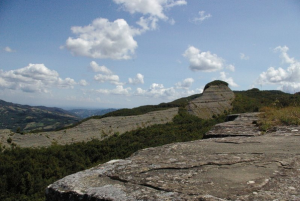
xmin=0 ymin=99 xmax=80 ymax=132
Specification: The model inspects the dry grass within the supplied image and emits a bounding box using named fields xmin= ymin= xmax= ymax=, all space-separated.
xmin=259 ymin=106 xmax=300 ymax=132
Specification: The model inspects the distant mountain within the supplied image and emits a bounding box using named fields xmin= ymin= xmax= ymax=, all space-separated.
xmin=0 ymin=100 xmax=80 ymax=132
xmin=68 ymin=108 xmax=118 ymax=119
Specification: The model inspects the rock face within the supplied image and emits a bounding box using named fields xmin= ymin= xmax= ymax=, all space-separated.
xmin=186 ymin=84 xmax=235 ymax=119
xmin=46 ymin=113 xmax=300 ymax=200
xmin=0 ymin=108 xmax=178 ymax=148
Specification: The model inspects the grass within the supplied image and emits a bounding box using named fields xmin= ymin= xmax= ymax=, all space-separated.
xmin=258 ymin=106 xmax=300 ymax=132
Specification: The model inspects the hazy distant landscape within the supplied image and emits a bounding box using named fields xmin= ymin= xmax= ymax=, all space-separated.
xmin=67 ymin=108 xmax=118 ymax=119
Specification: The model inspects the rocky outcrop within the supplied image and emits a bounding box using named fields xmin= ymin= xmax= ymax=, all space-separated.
xmin=205 ymin=112 xmax=261 ymax=138
xmin=0 ymin=108 xmax=178 ymax=148
xmin=186 ymin=84 xmax=234 ymax=119
xmin=46 ymin=113 xmax=300 ymax=200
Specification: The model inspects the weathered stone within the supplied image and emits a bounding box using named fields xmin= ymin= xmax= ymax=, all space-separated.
xmin=205 ymin=112 xmax=261 ymax=138
xmin=46 ymin=113 xmax=300 ymax=200
xmin=0 ymin=108 xmax=178 ymax=148
xmin=186 ymin=84 xmax=234 ymax=119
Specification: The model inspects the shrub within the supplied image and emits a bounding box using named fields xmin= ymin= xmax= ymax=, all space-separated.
xmin=258 ymin=106 xmax=300 ymax=132
xmin=7 ymin=137 xmax=12 ymax=144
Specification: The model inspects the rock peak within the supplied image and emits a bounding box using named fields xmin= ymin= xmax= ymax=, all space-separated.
xmin=186 ymin=81 xmax=234 ymax=119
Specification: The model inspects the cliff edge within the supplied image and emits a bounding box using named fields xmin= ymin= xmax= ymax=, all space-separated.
xmin=46 ymin=113 xmax=300 ymax=200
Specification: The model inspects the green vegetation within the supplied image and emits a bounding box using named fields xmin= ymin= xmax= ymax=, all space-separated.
xmin=100 ymin=93 xmax=202 ymax=118
xmin=258 ymin=106 xmax=300 ymax=132
xmin=232 ymin=88 xmax=300 ymax=131
xmin=0 ymin=109 xmax=225 ymax=201
xmin=57 ymin=93 xmax=202 ymax=131
xmin=0 ymin=100 xmax=80 ymax=133
xmin=1 ymin=87 xmax=300 ymax=200
xmin=232 ymin=88 xmax=300 ymax=113
xmin=204 ymin=80 xmax=228 ymax=91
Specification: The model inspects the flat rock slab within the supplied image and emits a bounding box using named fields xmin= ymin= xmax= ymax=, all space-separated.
xmin=205 ymin=112 xmax=261 ymax=137
xmin=46 ymin=125 xmax=300 ymax=200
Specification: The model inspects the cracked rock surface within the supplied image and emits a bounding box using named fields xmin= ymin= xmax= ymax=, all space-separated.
xmin=46 ymin=113 xmax=300 ymax=200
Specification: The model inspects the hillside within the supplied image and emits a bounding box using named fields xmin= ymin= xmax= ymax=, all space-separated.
xmin=1 ymin=81 xmax=300 ymax=200
xmin=0 ymin=80 xmax=234 ymax=149
xmin=68 ymin=108 xmax=118 ymax=119
xmin=0 ymin=100 xmax=80 ymax=132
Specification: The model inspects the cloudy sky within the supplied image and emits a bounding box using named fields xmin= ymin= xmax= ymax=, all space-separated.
xmin=1 ymin=0 xmax=300 ymax=109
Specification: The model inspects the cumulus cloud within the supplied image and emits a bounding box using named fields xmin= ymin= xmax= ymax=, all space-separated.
xmin=94 ymin=74 xmax=122 ymax=85
xmin=114 ymin=0 xmax=187 ymax=29
xmin=257 ymin=46 xmax=300 ymax=93
xmin=65 ymin=18 xmax=141 ymax=60
xmin=0 ymin=64 xmax=77 ymax=93
xmin=226 ymin=64 xmax=235 ymax=72
xmin=79 ymin=79 xmax=88 ymax=86
xmin=183 ymin=46 xmax=224 ymax=72
xmin=219 ymin=72 xmax=238 ymax=87
xmin=4 ymin=46 xmax=16 ymax=53
xmin=113 ymin=0 xmax=186 ymax=19
xmin=95 ymin=85 xmax=131 ymax=95
xmin=136 ymin=16 xmax=159 ymax=31
xmin=175 ymin=78 xmax=194 ymax=89
xmin=134 ymin=83 xmax=176 ymax=99
xmin=90 ymin=61 xmax=112 ymax=75
xmin=193 ymin=11 xmax=212 ymax=23
xmin=240 ymin=53 xmax=249 ymax=60
xmin=128 ymin=73 xmax=144 ymax=84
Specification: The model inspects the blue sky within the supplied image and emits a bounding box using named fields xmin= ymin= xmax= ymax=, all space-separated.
xmin=1 ymin=0 xmax=300 ymax=109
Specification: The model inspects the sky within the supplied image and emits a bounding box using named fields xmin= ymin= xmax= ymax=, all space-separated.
xmin=1 ymin=0 xmax=300 ymax=109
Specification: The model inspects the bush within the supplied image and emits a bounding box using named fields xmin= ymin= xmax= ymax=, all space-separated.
xmin=7 ymin=137 xmax=12 ymax=144
xmin=258 ymin=106 xmax=300 ymax=132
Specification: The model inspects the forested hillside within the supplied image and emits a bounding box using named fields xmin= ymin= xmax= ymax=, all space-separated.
xmin=1 ymin=88 xmax=300 ymax=200
xmin=0 ymin=100 xmax=80 ymax=133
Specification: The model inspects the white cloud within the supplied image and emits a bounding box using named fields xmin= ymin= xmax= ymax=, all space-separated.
xmin=274 ymin=46 xmax=295 ymax=64
xmin=166 ymin=0 xmax=187 ymax=8
xmin=0 ymin=64 xmax=77 ymax=93
xmin=113 ymin=0 xmax=186 ymax=20
xmin=256 ymin=46 xmax=300 ymax=93
xmin=4 ymin=46 xmax=16 ymax=53
xmin=240 ymin=53 xmax=249 ymax=60
xmin=136 ymin=87 xmax=146 ymax=95
xmin=114 ymin=0 xmax=186 ymax=30
xmin=220 ymin=72 xmax=238 ymax=87
xmin=65 ymin=18 xmax=141 ymax=60
xmin=128 ymin=73 xmax=144 ymax=84
xmin=175 ymin=78 xmax=194 ymax=89
xmin=193 ymin=11 xmax=212 ymax=23
xmin=90 ymin=61 xmax=112 ymax=74
xmin=183 ymin=46 xmax=224 ymax=72
xmin=134 ymin=83 xmax=176 ymax=99
xmin=94 ymin=74 xmax=122 ymax=85
xmin=79 ymin=79 xmax=88 ymax=86
xmin=226 ymin=64 xmax=235 ymax=72
xmin=136 ymin=16 xmax=159 ymax=30
xmin=95 ymin=85 xmax=131 ymax=95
